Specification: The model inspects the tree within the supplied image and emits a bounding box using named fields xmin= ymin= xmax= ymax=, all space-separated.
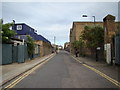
xmin=72 ymin=40 xmax=81 ymax=49
xmin=80 ymin=25 xmax=104 ymax=60
xmin=26 ymin=35 xmax=35 ymax=58
xmin=1 ymin=21 xmax=16 ymax=43
xmin=72 ymin=38 xmax=85 ymax=56
xmin=81 ymin=25 xmax=104 ymax=49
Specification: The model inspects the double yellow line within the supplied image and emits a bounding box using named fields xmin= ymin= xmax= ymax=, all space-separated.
xmin=72 ymin=56 xmax=120 ymax=88
xmin=3 ymin=55 xmax=55 ymax=89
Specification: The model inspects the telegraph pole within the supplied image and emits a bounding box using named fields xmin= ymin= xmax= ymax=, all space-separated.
xmin=92 ymin=16 xmax=95 ymax=25
xmin=54 ymin=36 xmax=56 ymax=45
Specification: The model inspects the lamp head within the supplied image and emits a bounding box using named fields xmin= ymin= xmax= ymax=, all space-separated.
xmin=82 ymin=15 xmax=87 ymax=17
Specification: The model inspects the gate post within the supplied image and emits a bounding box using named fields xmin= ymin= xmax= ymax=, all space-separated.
xmin=103 ymin=14 xmax=116 ymax=64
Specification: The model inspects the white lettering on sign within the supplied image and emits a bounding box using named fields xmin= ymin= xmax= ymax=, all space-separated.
xmin=17 ymin=25 xmax=22 ymax=30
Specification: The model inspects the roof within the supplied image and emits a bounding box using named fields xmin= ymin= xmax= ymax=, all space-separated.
xmin=13 ymin=23 xmax=51 ymax=44
xmin=37 ymin=35 xmax=51 ymax=43
xmin=103 ymin=14 xmax=116 ymax=21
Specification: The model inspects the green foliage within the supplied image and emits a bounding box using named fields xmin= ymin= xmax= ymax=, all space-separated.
xmin=72 ymin=39 xmax=85 ymax=57
xmin=0 ymin=19 xmax=2 ymax=43
xmin=73 ymin=39 xmax=83 ymax=47
xmin=1 ymin=21 xmax=16 ymax=43
xmin=26 ymin=35 xmax=35 ymax=57
xmin=72 ymin=40 xmax=81 ymax=49
xmin=81 ymin=25 xmax=104 ymax=48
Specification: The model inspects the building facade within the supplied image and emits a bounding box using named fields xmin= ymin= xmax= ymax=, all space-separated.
xmin=70 ymin=22 xmax=103 ymax=55
xmin=103 ymin=14 xmax=120 ymax=64
xmin=64 ymin=42 xmax=70 ymax=52
xmin=12 ymin=23 xmax=52 ymax=57
xmin=70 ymin=14 xmax=120 ymax=64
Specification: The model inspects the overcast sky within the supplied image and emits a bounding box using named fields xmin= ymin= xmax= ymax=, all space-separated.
xmin=1 ymin=2 xmax=119 ymax=46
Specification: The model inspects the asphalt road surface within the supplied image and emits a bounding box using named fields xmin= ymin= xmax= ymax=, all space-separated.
xmin=4 ymin=51 xmax=119 ymax=88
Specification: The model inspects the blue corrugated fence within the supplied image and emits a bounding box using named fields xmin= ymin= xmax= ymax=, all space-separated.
xmin=1 ymin=44 xmax=40 ymax=65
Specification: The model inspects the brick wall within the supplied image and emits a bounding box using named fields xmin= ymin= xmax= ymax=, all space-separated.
xmin=35 ymin=40 xmax=52 ymax=57
xmin=70 ymin=22 xmax=103 ymax=56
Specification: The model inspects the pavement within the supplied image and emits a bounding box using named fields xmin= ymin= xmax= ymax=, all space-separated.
xmin=72 ymin=54 xmax=120 ymax=83
xmin=0 ymin=53 xmax=55 ymax=86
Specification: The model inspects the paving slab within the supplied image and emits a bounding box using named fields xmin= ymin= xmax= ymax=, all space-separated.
xmin=0 ymin=53 xmax=55 ymax=86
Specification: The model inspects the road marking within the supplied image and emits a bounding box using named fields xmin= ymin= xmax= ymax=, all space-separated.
xmin=71 ymin=56 xmax=120 ymax=88
xmin=3 ymin=55 xmax=55 ymax=89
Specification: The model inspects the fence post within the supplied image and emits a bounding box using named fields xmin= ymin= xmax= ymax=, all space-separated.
xmin=17 ymin=45 xmax=25 ymax=63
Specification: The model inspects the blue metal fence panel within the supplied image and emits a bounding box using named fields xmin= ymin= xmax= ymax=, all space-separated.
xmin=115 ymin=36 xmax=120 ymax=64
xmin=2 ymin=44 xmax=12 ymax=64
xmin=24 ymin=44 xmax=29 ymax=61
xmin=1 ymin=44 xmax=40 ymax=65
xmin=12 ymin=46 xmax=18 ymax=63
xmin=18 ymin=45 xmax=25 ymax=63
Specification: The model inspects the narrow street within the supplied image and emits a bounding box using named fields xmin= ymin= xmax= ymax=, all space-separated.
xmin=3 ymin=51 xmax=119 ymax=88
xmin=1 ymin=2 xmax=120 ymax=90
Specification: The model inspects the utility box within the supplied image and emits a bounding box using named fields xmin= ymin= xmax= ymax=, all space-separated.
xmin=106 ymin=43 xmax=111 ymax=64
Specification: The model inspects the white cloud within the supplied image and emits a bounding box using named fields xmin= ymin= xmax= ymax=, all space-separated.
xmin=1 ymin=0 xmax=120 ymax=2
xmin=2 ymin=2 xmax=118 ymax=46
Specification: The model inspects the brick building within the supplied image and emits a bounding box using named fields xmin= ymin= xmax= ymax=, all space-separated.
xmin=70 ymin=22 xmax=103 ymax=55
xmin=70 ymin=14 xmax=120 ymax=64
xmin=103 ymin=14 xmax=120 ymax=64
xmin=64 ymin=42 xmax=70 ymax=52
xmin=35 ymin=40 xmax=52 ymax=57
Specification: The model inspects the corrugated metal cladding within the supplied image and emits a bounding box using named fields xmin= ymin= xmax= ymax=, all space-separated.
xmin=12 ymin=23 xmax=51 ymax=44
xmin=2 ymin=44 xmax=13 ymax=64
xmin=1 ymin=44 xmax=40 ymax=65
xmin=115 ymin=36 xmax=120 ymax=64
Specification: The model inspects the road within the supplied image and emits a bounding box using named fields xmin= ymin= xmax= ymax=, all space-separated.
xmin=3 ymin=51 xmax=119 ymax=88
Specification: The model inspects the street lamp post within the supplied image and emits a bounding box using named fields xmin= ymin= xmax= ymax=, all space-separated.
xmin=82 ymin=15 xmax=96 ymax=25
xmin=12 ymin=20 xmax=15 ymax=30
xmin=92 ymin=16 xmax=95 ymax=25
xmin=82 ymin=15 xmax=99 ymax=61
xmin=54 ymin=36 xmax=56 ymax=45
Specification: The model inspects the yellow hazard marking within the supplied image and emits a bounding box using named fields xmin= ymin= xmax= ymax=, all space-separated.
xmin=71 ymin=56 xmax=120 ymax=88
xmin=3 ymin=55 xmax=55 ymax=90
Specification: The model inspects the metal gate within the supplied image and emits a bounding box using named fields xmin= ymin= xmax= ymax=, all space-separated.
xmin=17 ymin=45 xmax=25 ymax=63
xmin=24 ymin=44 xmax=29 ymax=61
xmin=2 ymin=44 xmax=12 ymax=64
xmin=12 ymin=45 xmax=18 ymax=63
xmin=2 ymin=44 xmax=40 ymax=65
xmin=115 ymin=35 xmax=120 ymax=64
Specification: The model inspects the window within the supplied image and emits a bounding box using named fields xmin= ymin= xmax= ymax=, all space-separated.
xmin=35 ymin=45 xmax=39 ymax=54
xmin=17 ymin=25 xmax=22 ymax=30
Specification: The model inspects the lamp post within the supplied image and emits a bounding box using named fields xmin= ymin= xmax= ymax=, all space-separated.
xmin=12 ymin=20 xmax=15 ymax=30
xmin=82 ymin=15 xmax=96 ymax=25
xmin=54 ymin=36 xmax=56 ymax=45
xmin=92 ymin=16 xmax=95 ymax=25
xmin=82 ymin=15 xmax=99 ymax=61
